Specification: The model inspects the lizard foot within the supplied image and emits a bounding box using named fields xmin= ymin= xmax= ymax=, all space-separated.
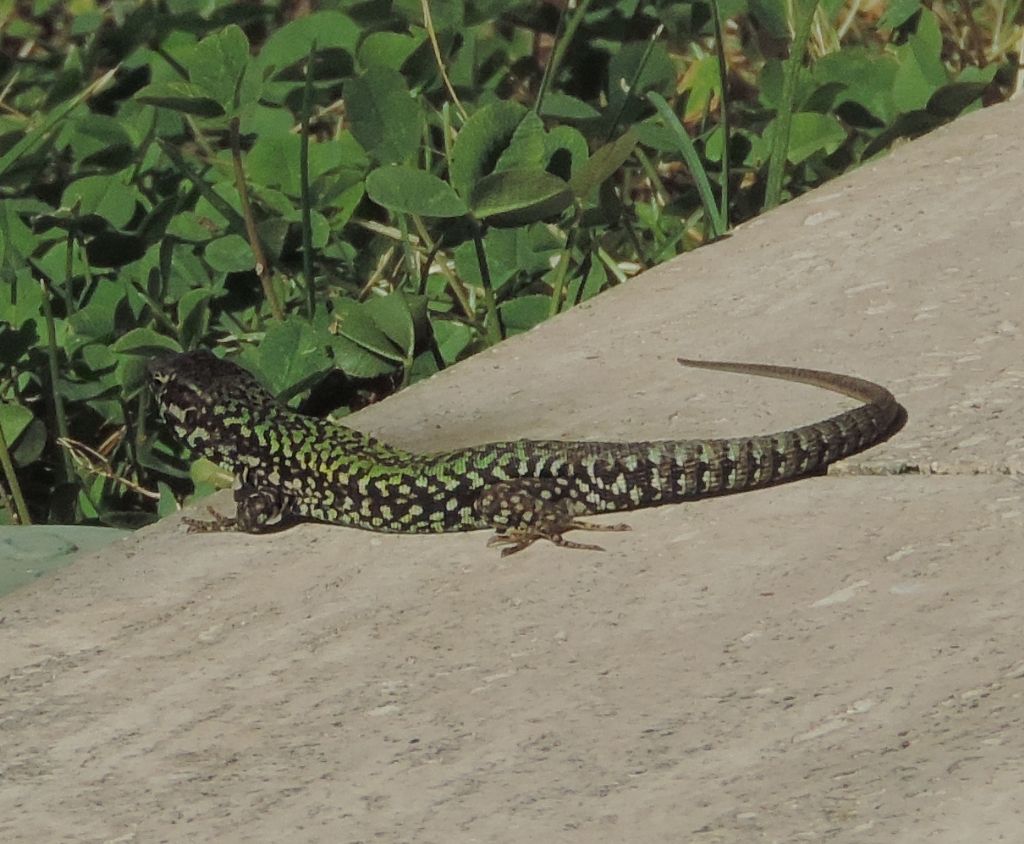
xmin=183 ymin=487 xmax=295 ymax=534
xmin=487 ymin=521 xmax=631 ymax=557
xmin=183 ymin=506 xmax=237 ymax=533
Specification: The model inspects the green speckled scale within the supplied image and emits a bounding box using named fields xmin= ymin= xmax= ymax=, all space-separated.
xmin=148 ymin=351 xmax=905 ymax=555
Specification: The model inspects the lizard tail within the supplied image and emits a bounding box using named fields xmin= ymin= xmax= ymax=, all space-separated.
xmin=677 ymin=357 xmax=898 ymax=408
xmin=539 ymin=357 xmax=907 ymax=514
xmin=663 ymin=357 xmax=907 ymax=494
xmin=677 ymin=357 xmax=906 ymax=446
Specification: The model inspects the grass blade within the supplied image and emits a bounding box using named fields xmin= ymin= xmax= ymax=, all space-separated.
xmin=646 ymin=92 xmax=726 ymax=238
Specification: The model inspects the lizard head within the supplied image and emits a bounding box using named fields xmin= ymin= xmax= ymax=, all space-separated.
xmin=149 ymin=349 xmax=244 ymax=408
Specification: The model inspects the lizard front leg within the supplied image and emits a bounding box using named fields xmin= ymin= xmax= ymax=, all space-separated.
xmin=184 ymin=483 xmax=295 ymax=533
xmin=474 ymin=479 xmax=630 ymax=557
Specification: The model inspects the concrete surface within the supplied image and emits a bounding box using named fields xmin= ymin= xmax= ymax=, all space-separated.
xmin=2 ymin=96 xmax=1023 ymax=843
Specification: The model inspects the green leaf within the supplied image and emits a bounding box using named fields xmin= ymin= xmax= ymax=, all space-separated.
xmin=166 ymin=211 xmax=215 ymax=242
xmin=769 ymin=112 xmax=847 ymax=164
xmin=450 ymin=101 xmax=528 ymax=199
xmin=470 ymin=169 xmax=573 ymax=227
xmin=329 ymin=334 xmax=398 ymax=378
xmin=0 ymin=403 xmax=33 ymax=447
xmin=258 ymin=11 xmax=360 ymax=74
xmin=403 ymin=0 xmax=463 ymax=30
xmin=270 ymin=49 xmax=354 ymax=87
xmin=432 ymin=320 xmax=474 ymax=366
xmin=0 ymin=269 xmax=44 ymax=329
xmin=247 ymin=136 xmax=303 ymax=194
xmin=256 ymin=319 xmax=330 ymax=395
xmin=568 ymin=128 xmax=637 ymax=199
xmin=135 ymin=81 xmax=224 ymax=117
xmin=358 ymin=31 xmax=422 ymax=70
xmin=0 ymin=202 xmax=38 ymax=271
xmin=67 ymin=277 xmax=126 ymax=342
xmin=343 ymin=67 xmax=421 ymax=164
xmin=57 ymin=371 xmax=116 ymax=403
xmin=60 ymin=171 xmax=138 ymax=230
xmin=332 ymin=299 xmax=405 ymax=362
xmin=453 ymin=227 xmax=530 ymax=290
xmin=544 ymin=125 xmax=589 ymax=182
xmin=363 ymin=293 xmax=415 ymax=358
xmin=11 ymin=417 xmax=46 ymax=466
xmin=812 ymin=49 xmax=899 ymax=124
xmin=747 ymin=0 xmax=791 ymax=38
xmin=190 ymin=457 xmax=232 ymax=491
xmin=566 ymin=257 xmax=609 ymax=304
xmin=365 ymin=166 xmax=468 ymax=217
xmin=309 ymin=210 xmax=330 ymax=248
xmin=110 ymin=327 xmax=181 ymax=355
xmin=893 ymin=10 xmax=947 ymax=113
xmin=177 ymin=288 xmax=215 ymax=350
xmin=499 ymin=295 xmax=550 ymax=334
xmin=677 ymin=55 xmax=722 ymax=123
xmin=879 ymin=0 xmax=922 ymax=30
xmin=204 ymin=235 xmax=255 ymax=272
xmin=607 ymin=41 xmax=675 ymax=116
xmin=80 ymin=343 xmax=117 ymax=374
xmin=538 ymin=93 xmax=601 ymax=121
xmin=157 ymin=482 xmax=178 ymax=519
xmin=247 ymin=132 xmax=348 ymax=196
xmin=494 ymin=110 xmax=546 ymax=172
xmin=190 ymin=25 xmax=255 ymax=113
xmin=56 ymin=113 xmax=133 ymax=164
xmin=327 ymin=182 xmax=366 ymax=230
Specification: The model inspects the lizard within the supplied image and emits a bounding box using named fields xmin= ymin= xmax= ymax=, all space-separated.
xmin=148 ymin=350 xmax=906 ymax=555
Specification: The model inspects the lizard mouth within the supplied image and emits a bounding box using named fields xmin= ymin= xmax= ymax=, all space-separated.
xmin=146 ymin=357 xmax=179 ymax=416
xmin=146 ymin=353 xmax=180 ymax=382
xmin=146 ymin=353 xmax=199 ymax=414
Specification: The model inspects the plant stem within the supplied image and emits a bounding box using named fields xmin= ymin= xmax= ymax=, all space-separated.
xmin=0 ymin=423 xmax=31 ymax=525
xmin=397 ymin=213 xmax=419 ymax=284
xmin=534 ymin=0 xmax=595 ymax=115
xmin=229 ymin=117 xmax=284 ymax=321
xmin=157 ymin=139 xmax=248 ymax=237
xmin=38 ymin=278 xmax=73 ymax=481
xmin=131 ymin=276 xmax=180 ymax=335
xmin=62 ymin=230 xmax=76 ymax=312
xmin=710 ymin=0 xmax=731 ymax=228
xmin=421 ymin=0 xmax=467 ymax=119
xmin=764 ymin=0 xmax=819 ymax=210
xmin=410 ymin=218 xmax=475 ymax=320
xmin=548 ymin=214 xmax=580 ymax=317
xmin=472 ymin=226 xmax=504 ymax=345
xmin=606 ymin=23 xmax=665 ymax=140
xmin=300 ymin=41 xmax=317 ymax=319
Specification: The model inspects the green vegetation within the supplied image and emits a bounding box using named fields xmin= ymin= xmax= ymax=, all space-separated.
xmin=0 ymin=0 xmax=1018 ymax=527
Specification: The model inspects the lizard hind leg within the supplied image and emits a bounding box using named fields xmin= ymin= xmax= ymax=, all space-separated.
xmin=475 ymin=479 xmax=630 ymax=557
